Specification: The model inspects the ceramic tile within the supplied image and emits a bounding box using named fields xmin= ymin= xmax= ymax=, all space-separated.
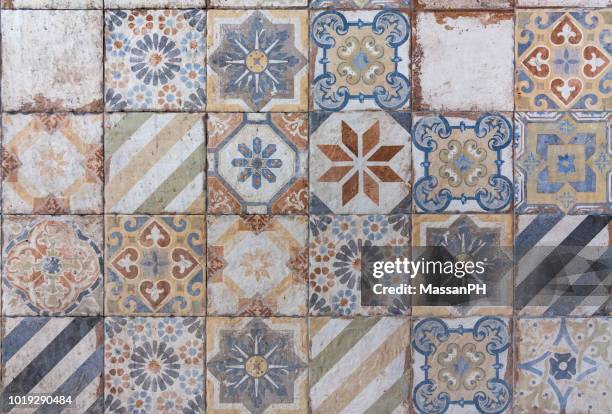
xmin=414 ymin=0 xmax=511 ymax=7
xmin=1 ymin=0 xmax=102 ymax=7
xmin=516 ymin=10 xmax=611 ymax=111
xmin=207 ymin=215 xmax=308 ymax=316
xmin=412 ymin=113 xmax=514 ymax=213
xmin=106 ymin=0 xmax=206 ymax=7
xmin=105 ymin=9 xmax=206 ymax=111
xmin=207 ymin=113 xmax=308 ymax=214
xmin=310 ymin=10 xmax=411 ymax=111
xmin=105 ymin=215 xmax=205 ymax=316
xmin=2 ymin=215 xmax=103 ymax=316
xmin=104 ymin=113 xmax=205 ymax=214
xmin=207 ymin=10 xmax=308 ymax=112
xmin=515 ymin=112 xmax=611 ymax=214
xmin=212 ymin=0 xmax=307 ymax=6
xmin=309 ymin=317 xmax=411 ymax=414
xmin=518 ymin=0 xmax=610 ymax=5
xmin=1 ymin=10 xmax=103 ymax=112
xmin=413 ymin=12 xmax=514 ymax=111
xmin=310 ymin=0 xmax=411 ymax=7
xmin=207 ymin=317 xmax=308 ymax=414
xmin=412 ymin=316 xmax=513 ymax=413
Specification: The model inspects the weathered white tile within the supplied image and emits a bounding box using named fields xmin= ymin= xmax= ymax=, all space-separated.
xmin=1 ymin=0 xmax=102 ymax=7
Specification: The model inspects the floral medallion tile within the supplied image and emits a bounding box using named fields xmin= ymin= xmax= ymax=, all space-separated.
xmin=105 ymin=215 xmax=205 ymax=316
xmin=105 ymin=9 xmax=206 ymax=111
xmin=310 ymin=0 xmax=411 ymax=8
xmin=207 ymin=215 xmax=308 ymax=316
xmin=207 ymin=10 xmax=308 ymax=112
xmin=516 ymin=10 xmax=611 ymax=111
xmin=1 ymin=0 xmax=101 ymax=7
xmin=2 ymin=215 xmax=103 ymax=316
xmin=414 ymin=0 xmax=511 ymax=8
xmin=106 ymin=0 xmax=206 ymax=7
xmin=207 ymin=113 xmax=308 ymax=214
xmin=104 ymin=317 xmax=204 ymax=413
xmin=515 ymin=317 xmax=611 ymax=413
xmin=413 ymin=12 xmax=514 ymax=111
xmin=309 ymin=317 xmax=411 ymax=414
xmin=211 ymin=0 xmax=307 ymax=6
xmin=515 ymin=112 xmax=611 ymax=214
xmin=310 ymin=10 xmax=411 ymax=111
xmin=207 ymin=317 xmax=307 ymax=414
xmin=1 ymin=10 xmax=103 ymax=112
xmin=412 ymin=317 xmax=513 ymax=413
xmin=412 ymin=113 xmax=514 ymax=213
xmin=105 ymin=113 xmax=205 ymax=214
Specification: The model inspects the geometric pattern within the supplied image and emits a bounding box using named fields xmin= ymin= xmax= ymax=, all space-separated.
xmin=211 ymin=0 xmax=306 ymax=6
xmin=310 ymin=0 xmax=411 ymax=8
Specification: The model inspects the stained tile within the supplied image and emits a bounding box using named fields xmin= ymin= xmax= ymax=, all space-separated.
xmin=310 ymin=10 xmax=411 ymax=111
xmin=310 ymin=0 xmax=411 ymax=7
xmin=413 ymin=12 xmax=514 ymax=111
xmin=517 ymin=0 xmax=610 ymax=5
xmin=2 ymin=216 xmax=103 ymax=316
xmin=212 ymin=0 xmax=307 ymax=6
xmin=105 ymin=215 xmax=205 ymax=316
xmin=207 ymin=317 xmax=307 ymax=414
xmin=516 ymin=10 xmax=611 ymax=111
xmin=414 ymin=0 xmax=511 ymax=7
xmin=207 ymin=10 xmax=308 ymax=112
xmin=207 ymin=215 xmax=308 ymax=316
xmin=309 ymin=317 xmax=411 ymax=414
xmin=106 ymin=0 xmax=206 ymax=7
xmin=105 ymin=9 xmax=206 ymax=111
xmin=412 ymin=113 xmax=513 ymax=213
xmin=1 ymin=10 xmax=103 ymax=112
xmin=1 ymin=0 xmax=102 ymax=7
xmin=105 ymin=113 xmax=205 ymax=214
xmin=207 ymin=113 xmax=308 ymax=214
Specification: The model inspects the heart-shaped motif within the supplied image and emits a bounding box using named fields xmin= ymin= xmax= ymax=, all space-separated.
xmin=583 ymin=46 xmax=610 ymax=78
xmin=139 ymin=220 xmax=171 ymax=248
xmin=522 ymin=46 xmax=550 ymax=78
xmin=550 ymin=15 xmax=582 ymax=46
xmin=551 ymin=78 xmax=582 ymax=106
xmin=112 ymin=248 xmax=140 ymax=279
xmin=139 ymin=280 xmax=171 ymax=309
xmin=172 ymin=247 xmax=199 ymax=279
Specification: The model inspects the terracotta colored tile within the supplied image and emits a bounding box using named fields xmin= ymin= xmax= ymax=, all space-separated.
xmin=311 ymin=0 xmax=410 ymax=7
xmin=415 ymin=0 xmax=511 ymax=7
xmin=106 ymin=0 xmax=206 ymax=7
xmin=1 ymin=0 xmax=102 ymax=7
xmin=212 ymin=0 xmax=306 ymax=6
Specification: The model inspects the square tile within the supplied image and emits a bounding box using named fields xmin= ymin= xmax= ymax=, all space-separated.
xmin=412 ymin=113 xmax=514 ymax=213
xmin=310 ymin=0 xmax=411 ymax=7
xmin=515 ymin=112 xmax=611 ymax=214
xmin=515 ymin=317 xmax=611 ymax=413
xmin=413 ymin=12 xmax=514 ymax=111
xmin=207 ymin=10 xmax=308 ymax=112
xmin=212 ymin=0 xmax=307 ymax=6
xmin=207 ymin=215 xmax=308 ymax=316
xmin=414 ymin=0 xmax=511 ymax=7
xmin=518 ymin=0 xmax=610 ymax=5
xmin=104 ymin=316 xmax=204 ymax=413
xmin=104 ymin=113 xmax=205 ymax=214
xmin=309 ymin=317 xmax=411 ymax=414
xmin=1 ymin=0 xmax=102 ymax=7
xmin=412 ymin=316 xmax=512 ymax=413
xmin=310 ymin=10 xmax=411 ymax=111
xmin=207 ymin=113 xmax=308 ymax=214
xmin=105 ymin=9 xmax=206 ymax=111
xmin=106 ymin=0 xmax=206 ymax=7
xmin=1 ymin=10 xmax=103 ymax=112
xmin=207 ymin=317 xmax=308 ymax=414
xmin=105 ymin=215 xmax=205 ymax=316
xmin=2 ymin=216 xmax=103 ymax=316
xmin=516 ymin=10 xmax=611 ymax=111
xmin=310 ymin=111 xmax=411 ymax=214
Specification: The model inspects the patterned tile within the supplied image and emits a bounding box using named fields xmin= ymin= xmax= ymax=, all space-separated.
xmin=1 ymin=317 xmax=103 ymax=412
xmin=412 ymin=316 xmax=513 ymax=413
xmin=515 ymin=317 xmax=611 ymax=413
xmin=207 ymin=10 xmax=308 ymax=112
xmin=310 ymin=111 xmax=411 ymax=214
xmin=515 ymin=112 xmax=611 ymax=214
xmin=207 ymin=113 xmax=308 ymax=214
xmin=309 ymin=317 xmax=411 ymax=414
xmin=517 ymin=0 xmax=610 ymax=5
xmin=516 ymin=10 xmax=611 ymax=111
xmin=212 ymin=0 xmax=306 ymax=6
xmin=105 ymin=215 xmax=205 ymax=316
xmin=207 ymin=317 xmax=307 ymax=414
xmin=1 ymin=0 xmax=102 ymax=7
xmin=1 ymin=10 xmax=102 ymax=112
xmin=207 ymin=215 xmax=308 ymax=316
xmin=2 ymin=215 xmax=103 ymax=316
xmin=105 ymin=113 xmax=205 ymax=214
xmin=311 ymin=0 xmax=411 ymax=7
xmin=106 ymin=0 xmax=206 ymax=7
xmin=414 ymin=0 xmax=511 ymax=7
xmin=310 ymin=10 xmax=411 ymax=111
xmin=105 ymin=9 xmax=206 ymax=111
xmin=412 ymin=113 xmax=514 ymax=213
xmin=413 ymin=12 xmax=514 ymax=111
xmin=104 ymin=317 xmax=204 ymax=413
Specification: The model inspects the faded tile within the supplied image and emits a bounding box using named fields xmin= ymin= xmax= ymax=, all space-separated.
xmin=310 ymin=111 xmax=411 ymax=214
xmin=412 ymin=113 xmax=513 ymax=213
xmin=105 ymin=9 xmax=206 ymax=111
xmin=207 ymin=10 xmax=308 ymax=112
xmin=311 ymin=0 xmax=411 ymax=8
xmin=207 ymin=113 xmax=308 ymax=214
xmin=212 ymin=0 xmax=307 ymax=6
xmin=1 ymin=0 xmax=102 ymax=7
xmin=105 ymin=215 xmax=205 ymax=316
xmin=1 ymin=10 xmax=103 ymax=112
xmin=517 ymin=1 xmax=611 ymax=8
xmin=311 ymin=10 xmax=410 ymax=111
xmin=106 ymin=0 xmax=206 ymax=7
xmin=415 ymin=0 xmax=511 ymax=7
xmin=207 ymin=317 xmax=307 ymax=414
xmin=2 ymin=215 xmax=103 ymax=316
xmin=105 ymin=113 xmax=205 ymax=214
xmin=413 ymin=12 xmax=514 ymax=111
xmin=207 ymin=215 xmax=308 ymax=316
